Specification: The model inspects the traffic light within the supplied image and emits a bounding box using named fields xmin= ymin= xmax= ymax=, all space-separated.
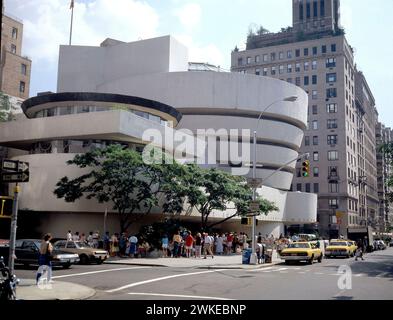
xmin=301 ymin=160 xmax=310 ymax=177
xmin=241 ymin=217 xmax=258 ymax=225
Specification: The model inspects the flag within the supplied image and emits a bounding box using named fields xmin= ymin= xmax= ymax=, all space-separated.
xmin=70 ymin=0 xmax=74 ymax=9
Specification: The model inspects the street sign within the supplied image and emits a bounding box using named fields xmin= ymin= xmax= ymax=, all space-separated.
xmin=1 ymin=160 xmax=29 ymax=172
xmin=247 ymin=178 xmax=262 ymax=188
xmin=2 ymin=160 xmax=19 ymax=171
xmin=249 ymin=200 xmax=260 ymax=212
xmin=1 ymin=172 xmax=29 ymax=183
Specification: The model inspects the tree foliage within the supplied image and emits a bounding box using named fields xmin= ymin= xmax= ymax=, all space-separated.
xmin=0 ymin=92 xmax=14 ymax=122
xmin=380 ymin=143 xmax=393 ymax=203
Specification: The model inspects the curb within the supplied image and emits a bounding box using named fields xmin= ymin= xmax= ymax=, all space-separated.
xmin=104 ymin=261 xmax=168 ymax=267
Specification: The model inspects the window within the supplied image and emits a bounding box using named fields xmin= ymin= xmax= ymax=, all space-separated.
xmin=19 ymin=81 xmax=25 ymax=93
xmin=247 ymin=57 xmax=251 ymax=64
xmin=326 ymin=73 xmax=337 ymax=83
xmin=287 ymin=78 xmax=292 ymax=83
xmin=313 ymin=136 xmax=318 ymax=145
xmin=263 ymin=54 xmax=268 ymax=62
xmin=306 ymin=1 xmax=311 ymax=18
xmin=313 ymin=183 xmax=319 ymax=193
xmin=295 ymin=63 xmax=301 ymax=72
xmin=312 ymin=60 xmax=317 ymax=70
xmin=77 ymin=106 xmax=90 ymax=113
xmin=12 ymin=27 xmax=18 ymax=39
xmin=306 ymin=183 xmax=311 ymax=193
xmin=304 ymin=76 xmax=309 ymax=86
xmin=279 ymin=51 xmax=284 ymax=60
xmin=320 ymin=0 xmax=325 ymax=16
xmin=327 ymin=135 xmax=338 ymax=145
xmin=238 ymin=58 xmax=243 ymax=66
xmin=304 ymin=62 xmax=309 ymax=71
xmin=295 ymin=49 xmax=300 ymax=57
xmin=46 ymin=108 xmax=56 ymax=117
xmin=11 ymin=44 xmax=16 ymax=54
xmin=312 ymin=47 xmax=317 ymax=55
xmin=271 ymin=66 xmax=276 ymax=75
xmin=327 ymin=119 xmax=337 ymax=129
xmin=270 ymin=53 xmax=276 ymax=61
xmin=295 ymin=77 xmax=301 ymax=86
xmin=329 ymin=166 xmax=338 ymax=177
xmin=331 ymin=44 xmax=337 ymax=52
xmin=329 ymin=198 xmax=339 ymax=209
xmin=304 ymin=48 xmax=309 ymax=56
xmin=285 ymin=64 xmax=292 ymax=74
xmin=313 ymin=152 xmax=319 ymax=161
xmin=59 ymin=106 xmax=74 ymax=115
xmin=313 ymin=167 xmax=319 ymax=177
xmin=327 ymin=103 xmax=337 ymax=113
xmin=327 ymin=88 xmax=337 ymax=98
xmin=312 ymin=105 xmax=318 ymax=114
xmin=279 ymin=65 xmax=284 ymax=74
xmin=21 ymin=64 xmax=27 ymax=75
xmin=287 ymin=50 xmax=292 ymax=59
xmin=255 ymin=55 xmax=260 ymax=63
xmin=313 ymin=0 xmax=318 ymax=17
xmin=255 ymin=69 xmax=260 ymax=75
xmin=299 ymin=3 xmax=304 ymax=20
xmin=329 ymin=182 xmax=339 ymax=193
xmin=326 ymin=57 xmax=336 ymax=68
xmin=263 ymin=68 xmax=268 ymax=76
xmin=322 ymin=45 xmax=327 ymax=54
xmin=312 ymin=120 xmax=318 ymax=130
xmin=296 ymin=184 xmax=302 ymax=192
xmin=312 ymin=75 xmax=317 ymax=85
xmin=328 ymin=150 xmax=339 ymax=161
xmin=312 ymin=90 xmax=318 ymax=100
xmin=305 ymin=136 xmax=310 ymax=146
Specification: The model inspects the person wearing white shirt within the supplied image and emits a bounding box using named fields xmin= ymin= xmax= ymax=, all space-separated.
xmin=66 ymin=230 xmax=72 ymax=242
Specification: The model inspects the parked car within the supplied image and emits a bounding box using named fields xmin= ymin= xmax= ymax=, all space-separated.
xmin=389 ymin=240 xmax=393 ymax=247
xmin=53 ymin=240 xmax=108 ymax=264
xmin=279 ymin=241 xmax=323 ymax=264
xmin=0 ymin=239 xmax=79 ymax=268
xmin=374 ymin=240 xmax=387 ymax=250
xmin=325 ymin=240 xmax=354 ymax=258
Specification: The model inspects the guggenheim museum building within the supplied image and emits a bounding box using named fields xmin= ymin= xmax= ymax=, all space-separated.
xmin=0 ymin=35 xmax=317 ymax=238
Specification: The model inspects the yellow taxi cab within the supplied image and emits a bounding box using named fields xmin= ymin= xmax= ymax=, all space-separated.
xmin=325 ymin=240 xmax=354 ymax=258
xmin=279 ymin=241 xmax=323 ymax=265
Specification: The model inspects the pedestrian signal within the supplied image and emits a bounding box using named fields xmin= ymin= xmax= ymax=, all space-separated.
xmin=301 ymin=160 xmax=310 ymax=177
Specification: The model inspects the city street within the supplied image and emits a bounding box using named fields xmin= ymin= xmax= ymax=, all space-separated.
xmin=14 ymin=248 xmax=393 ymax=300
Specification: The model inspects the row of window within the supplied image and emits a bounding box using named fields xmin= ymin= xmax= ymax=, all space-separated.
xmin=299 ymin=0 xmax=325 ymax=20
xmin=238 ymin=44 xmax=336 ymax=66
xmin=249 ymin=58 xmax=336 ymax=74
xmin=304 ymin=135 xmax=338 ymax=146
xmin=33 ymin=105 xmax=170 ymax=126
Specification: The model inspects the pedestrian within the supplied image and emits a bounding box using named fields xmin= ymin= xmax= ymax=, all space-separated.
xmin=172 ymin=231 xmax=182 ymax=258
xmin=80 ymin=233 xmax=86 ymax=243
xmin=36 ymin=233 xmax=53 ymax=284
xmin=128 ymin=234 xmax=138 ymax=258
xmin=87 ymin=231 xmax=94 ymax=247
xmin=72 ymin=231 xmax=80 ymax=241
xmin=194 ymin=233 xmax=202 ymax=258
xmin=93 ymin=230 xmax=100 ymax=248
xmin=185 ymin=232 xmax=194 ymax=258
xmin=215 ymin=233 xmax=224 ymax=255
xmin=355 ymin=239 xmax=364 ymax=261
xmin=226 ymin=233 xmax=234 ymax=255
xmin=103 ymin=231 xmax=110 ymax=252
xmin=66 ymin=230 xmax=72 ymax=242
xmin=161 ymin=234 xmax=169 ymax=258
xmin=119 ymin=233 xmax=128 ymax=257
xmin=203 ymin=232 xmax=214 ymax=259
xmin=110 ymin=233 xmax=119 ymax=257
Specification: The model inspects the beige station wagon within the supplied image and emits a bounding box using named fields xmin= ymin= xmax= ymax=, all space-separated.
xmin=54 ymin=240 xmax=109 ymax=264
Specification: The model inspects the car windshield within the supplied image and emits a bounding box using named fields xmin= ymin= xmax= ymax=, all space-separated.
xmin=330 ymin=242 xmax=348 ymax=246
xmin=288 ymin=243 xmax=310 ymax=249
xmin=33 ymin=241 xmax=41 ymax=249
xmin=75 ymin=241 xmax=92 ymax=248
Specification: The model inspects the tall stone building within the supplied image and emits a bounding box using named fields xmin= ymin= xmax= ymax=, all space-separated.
xmin=231 ymin=0 xmax=380 ymax=238
xmin=376 ymin=123 xmax=393 ymax=232
xmin=1 ymin=3 xmax=32 ymax=105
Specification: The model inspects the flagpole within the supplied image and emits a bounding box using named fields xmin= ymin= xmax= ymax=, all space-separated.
xmin=69 ymin=2 xmax=74 ymax=45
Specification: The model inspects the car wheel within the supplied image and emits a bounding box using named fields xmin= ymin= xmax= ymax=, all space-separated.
xmin=308 ymin=255 xmax=314 ymax=265
xmin=79 ymin=254 xmax=89 ymax=265
xmin=285 ymin=260 xmax=291 ymax=265
xmin=62 ymin=263 xmax=71 ymax=269
xmin=318 ymin=254 xmax=322 ymax=263
xmin=97 ymin=259 xmax=103 ymax=265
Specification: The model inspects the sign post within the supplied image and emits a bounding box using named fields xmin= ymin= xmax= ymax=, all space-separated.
xmin=8 ymin=185 xmax=20 ymax=274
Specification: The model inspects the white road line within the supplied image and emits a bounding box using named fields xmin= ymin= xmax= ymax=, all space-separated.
xmin=52 ymin=266 xmax=151 ymax=279
xmin=250 ymin=266 xmax=275 ymax=272
xmin=298 ymin=272 xmax=306 ymax=274
xmin=273 ymin=267 xmax=288 ymax=272
xmin=354 ymin=273 xmax=365 ymax=277
xmin=106 ymin=269 xmax=225 ymax=293
xmin=314 ymin=272 xmax=325 ymax=275
xmin=127 ymin=292 xmax=233 ymax=300
xmin=376 ymin=272 xmax=389 ymax=278
xmin=328 ymin=273 xmax=339 ymax=276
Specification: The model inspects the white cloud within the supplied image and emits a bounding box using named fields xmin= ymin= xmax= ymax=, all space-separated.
xmin=173 ymin=3 xmax=202 ymax=29
xmin=5 ymin=0 xmax=159 ymax=64
xmin=340 ymin=3 xmax=353 ymax=31
xmin=174 ymin=34 xmax=225 ymax=68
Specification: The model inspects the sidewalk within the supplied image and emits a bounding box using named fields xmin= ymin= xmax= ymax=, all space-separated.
xmin=16 ymin=279 xmax=96 ymax=300
xmin=104 ymin=251 xmax=282 ymax=269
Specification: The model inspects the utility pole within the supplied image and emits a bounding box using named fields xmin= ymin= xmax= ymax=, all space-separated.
xmin=8 ymin=184 xmax=20 ymax=274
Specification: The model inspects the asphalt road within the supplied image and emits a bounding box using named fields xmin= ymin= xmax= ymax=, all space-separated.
xmin=14 ymin=248 xmax=393 ymax=300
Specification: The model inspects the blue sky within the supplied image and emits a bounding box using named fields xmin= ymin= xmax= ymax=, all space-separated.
xmin=5 ymin=0 xmax=393 ymax=126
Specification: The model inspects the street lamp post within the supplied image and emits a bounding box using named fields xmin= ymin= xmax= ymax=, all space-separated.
xmin=249 ymin=95 xmax=298 ymax=265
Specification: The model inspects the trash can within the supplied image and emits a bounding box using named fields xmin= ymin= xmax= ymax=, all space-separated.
xmin=242 ymin=248 xmax=252 ymax=264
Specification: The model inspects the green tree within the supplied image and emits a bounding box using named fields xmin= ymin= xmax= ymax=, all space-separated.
xmin=53 ymin=144 xmax=184 ymax=233
xmin=178 ymin=165 xmax=277 ymax=230
xmin=380 ymin=143 xmax=393 ymax=203
xmin=0 ymin=92 xmax=14 ymax=122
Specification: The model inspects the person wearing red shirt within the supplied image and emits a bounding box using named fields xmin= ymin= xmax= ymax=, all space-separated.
xmin=185 ymin=232 xmax=195 ymax=258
